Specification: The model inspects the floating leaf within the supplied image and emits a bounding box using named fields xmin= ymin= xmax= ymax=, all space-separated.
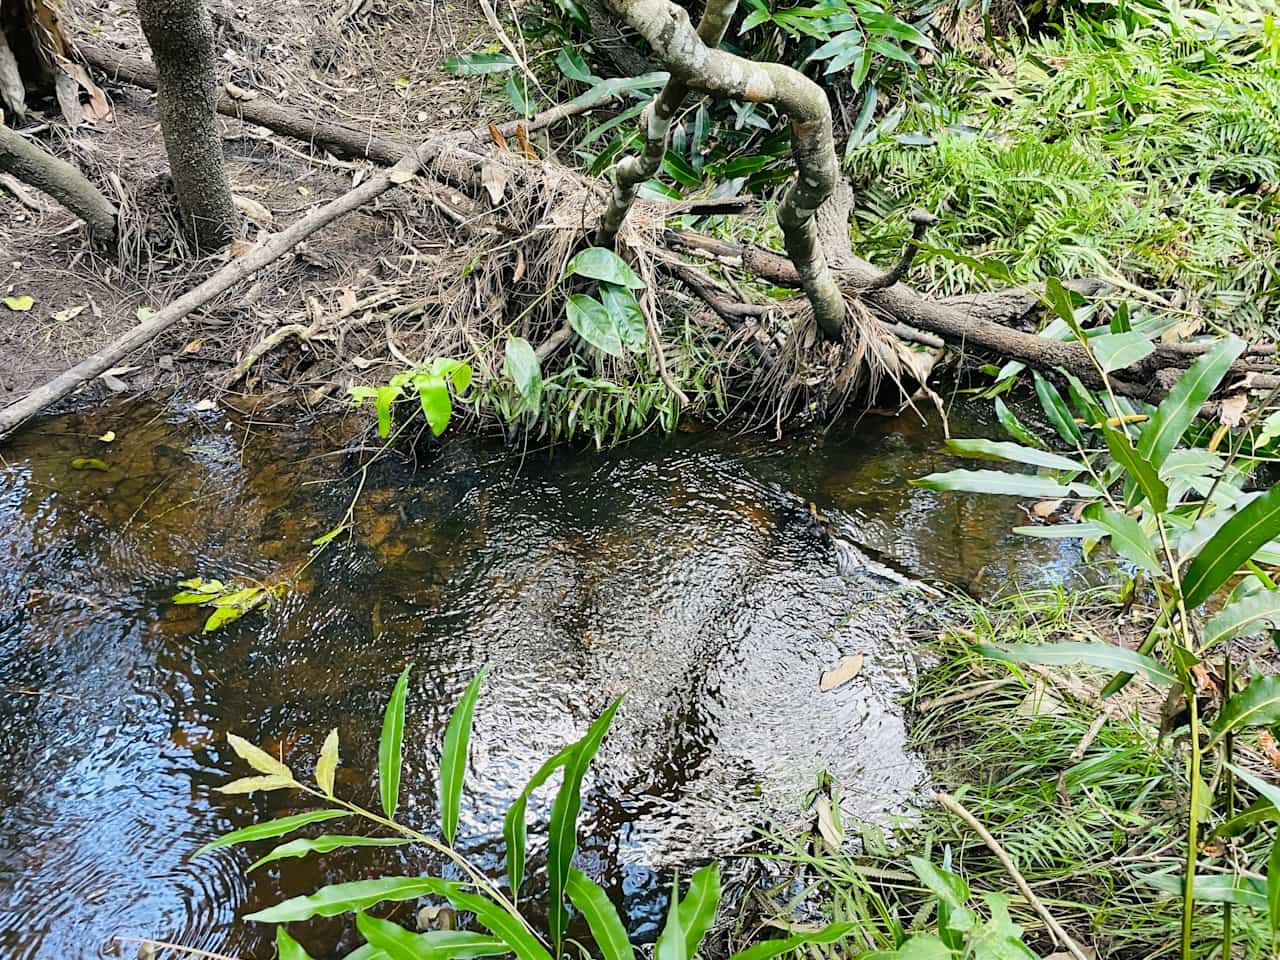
xmin=441 ymin=667 xmax=488 ymax=845
xmin=247 ymin=876 xmax=459 ymax=923
xmin=819 ymin=654 xmax=864 ymax=692
xmin=567 ymin=870 xmax=635 ymax=960
xmin=194 ymin=809 xmax=347 ymax=857
xmin=316 ymin=728 xmax=340 ymax=797
xmin=380 ymin=665 xmax=412 ymax=819
xmin=249 ymin=834 xmax=410 ymax=871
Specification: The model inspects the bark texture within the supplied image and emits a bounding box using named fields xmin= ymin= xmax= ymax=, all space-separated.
xmin=600 ymin=0 xmax=847 ymax=338
xmin=595 ymin=0 xmax=737 ymax=247
xmin=135 ymin=0 xmax=240 ymax=250
xmin=0 ymin=124 xmax=117 ymax=240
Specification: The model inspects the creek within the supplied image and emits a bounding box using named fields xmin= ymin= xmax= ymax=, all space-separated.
xmin=0 ymin=400 xmax=1080 ymax=959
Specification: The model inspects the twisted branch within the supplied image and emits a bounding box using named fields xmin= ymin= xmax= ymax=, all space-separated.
xmin=599 ymin=0 xmax=847 ymax=339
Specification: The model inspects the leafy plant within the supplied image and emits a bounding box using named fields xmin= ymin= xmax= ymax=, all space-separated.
xmin=916 ymin=285 xmax=1280 ymax=955
xmin=170 ymin=576 xmax=285 ymax=633
xmin=197 ymin=669 xmax=853 ymax=960
xmin=349 ymin=357 xmax=474 ymax=439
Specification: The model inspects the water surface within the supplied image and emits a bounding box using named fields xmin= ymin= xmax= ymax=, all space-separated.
xmin=0 ymin=401 xmax=1080 ymax=959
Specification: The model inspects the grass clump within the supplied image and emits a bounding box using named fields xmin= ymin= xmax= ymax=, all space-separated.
xmin=758 ymin=589 xmax=1276 ymax=959
xmin=848 ymin=3 xmax=1280 ymax=338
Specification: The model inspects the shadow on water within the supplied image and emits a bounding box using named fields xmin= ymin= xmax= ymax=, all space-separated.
xmin=0 ymin=400 xmax=1085 ymax=959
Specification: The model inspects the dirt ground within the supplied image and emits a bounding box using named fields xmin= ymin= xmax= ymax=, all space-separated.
xmin=0 ymin=0 xmax=509 ymax=408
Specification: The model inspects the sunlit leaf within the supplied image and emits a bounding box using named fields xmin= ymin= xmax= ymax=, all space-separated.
xmin=504 ymin=743 xmax=576 ymax=896
xmin=446 ymin=888 xmax=553 ymax=960
xmin=277 ymin=927 xmax=315 ymax=960
xmin=441 ymin=667 xmax=488 ymax=845
xmin=675 ymin=864 xmax=720 ymax=958
xmin=216 ymin=774 xmax=297 ymax=794
xmin=547 ymin=697 xmax=624 ymax=951
xmin=380 ymin=665 xmax=412 ymax=819
xmin=566 ymin=869 xmax=635 ymax=960
xmin=655 ymin=877 xmax=687 ymax=960
xmin=417 ymin=378 xmax=452 ymax=436
xmin=945 ymin=439 xmax=1083 ymax=472
xmin=316 ymin=728 xmax=340 ymax=797
xmin=1090 ymin=332 xmax=1155 ymax=373
xmin=194 ymin=809 xmax=347 ymax=857
xmin=978 ymin=640 xmax=1175 ymax=685
xmin=227 ymin=733 xmax=292 ymax=779
xmin=249 ymin=834 xmax=409 ymax=871
xmin=912 ymin=469 xmax=1094 ymax=500
xmin=246 ymin=876 xmax=459 ymax=923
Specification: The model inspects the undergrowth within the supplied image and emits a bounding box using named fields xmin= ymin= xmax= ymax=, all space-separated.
xmin=848 ymin=3 xmax=1280 ymax=338
xmin=766 ymin=589 xmax=1274 ymax=959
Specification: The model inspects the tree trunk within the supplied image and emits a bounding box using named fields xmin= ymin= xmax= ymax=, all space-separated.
xmin=135 ymin=0 xmax=240 ymax=250
xmin=0 ymin=123 xmax=117 ymax=241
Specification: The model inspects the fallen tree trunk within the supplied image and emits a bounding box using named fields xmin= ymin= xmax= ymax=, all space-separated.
xmin=0 ymin=123 xmax=118 ymax=241
xmin=663 ymin=230 xmax=1280 ymax=399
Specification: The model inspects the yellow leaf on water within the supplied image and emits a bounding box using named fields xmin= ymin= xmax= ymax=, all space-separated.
xmin=819 ymin=654 xmax=864 ymax=692
xmin=3 ymin=295 xmax=34 ymax=311
xmin=315 ymin=728 xmax=340 ymax=797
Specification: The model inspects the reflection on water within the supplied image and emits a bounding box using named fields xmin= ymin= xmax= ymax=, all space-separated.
xmin=0 ymin=400 xmax=1081 ymax=959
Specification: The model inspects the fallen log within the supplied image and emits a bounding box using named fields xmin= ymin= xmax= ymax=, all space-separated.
xmin=0 ymin=145 xmax=433 ymax=438
xmin=663 ymin=230 xmax=1280 ymax=399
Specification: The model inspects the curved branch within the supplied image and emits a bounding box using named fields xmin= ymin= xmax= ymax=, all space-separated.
xmin=602 ymin=0 xmax=846 ymax=338
xmin=595 ymin=0 xmax=738 ymax=248
xmin=0 ymin=124 xmax=117 ymax=241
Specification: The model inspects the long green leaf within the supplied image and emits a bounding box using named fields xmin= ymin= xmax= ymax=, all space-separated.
xmin=1212 ymin=676 xmax=1280 ymax=742
xmin=1182 ymin=484 xmax=1280 ymax=607
xmin=912 ymin=470 xmax=1087 ymax=500
xmin=978 ymin=641 xmax=1175 ymax=685
xmin=726 ymin=924 xmax=856 ymax=960
xmin=277 ymin=927 xmax=315 ymax=960
xmin=945 ymin=438 xmax=1083 ymax=472
xmin=1138 ymin=336 xmax=1244 ymax=469
xmin=194 ymin=809 xmax=347 ymax=857
xmin=1202 ymin=589 xmax=1280 ymax=649
xmin=1032 ymin=371 xmax=1081 ymax=445
xmin=993 ymin=397 xmax=1044 ymax=448
xmin=1103 ymin=427 xmax=1168 ymax=513
xmin=357 ymin=912 xmax=446 ymax=960
xmin=1142 ymin=871 xmax=1267 ymax=910
xmin=566 ymin=869 xmax=635 ymax=960
xmin=548 ymin=697 xmax=624 ymax=952
xmin=504 ymin=744 xmax=577 ymax=896
xmin=248 ymin=834 xmax=410 ymax=871
xmin=1225 ymin=763 xmax=1280 ymax=815
xmin=417 ymin=931 xmax=512 ymax=959
xmin=446 ymin=889 xmax=553 ymax=960
xmin=441 ymin=667 xmax=489 ymax=845
xmin=380 ymin=665 xmax=413 ymax=819
xmin=1211 ymin=796 xmax=1276 ymax=838
xmin=655 ymin=877 xmax=688 ymax=960
xmin=246 ymin=876 xmax=458 ymax=923
xmin=1096 ymin=510 xmax=1162 ymax=576
xmin=1090 ymin=332 xmax=1155 ymax=373
xmin=676 ymin=864 xmax=720 ymax=958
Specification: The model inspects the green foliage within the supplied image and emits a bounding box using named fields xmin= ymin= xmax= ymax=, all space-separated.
xmin=349 ymin=358 xmax=473 ymax=439
xmin=170 ymin=576 xmax=285 ymax=633
xmin=198 ymin=670 xmax=854 ymax=960
xmin=847 ymin=8 xmax=1280 ymax=337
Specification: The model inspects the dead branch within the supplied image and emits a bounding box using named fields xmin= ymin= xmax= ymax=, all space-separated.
xmin=0 ymin=123 xmax=117 ymax=241
xmin=0 ymin=145 xmax=439 ymax=438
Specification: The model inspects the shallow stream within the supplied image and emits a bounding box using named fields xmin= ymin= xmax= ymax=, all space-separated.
xmin=0 ymin=401 xmax=1080 ymax=959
